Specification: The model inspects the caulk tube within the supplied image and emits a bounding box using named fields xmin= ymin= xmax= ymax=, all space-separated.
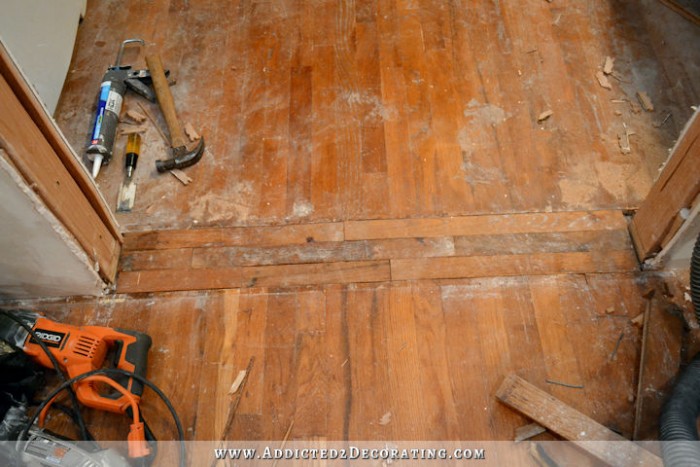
xmin=87 ymin=76 xmax=126 ymax=178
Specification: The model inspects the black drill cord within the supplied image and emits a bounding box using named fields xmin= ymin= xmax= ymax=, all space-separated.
xmin=48 ymin=403 xmax=96 ymax=442
xmin=21 ymin=368 xmax=186 ymax=467
xmin=0 ymin=311 xmax=89 ymax=441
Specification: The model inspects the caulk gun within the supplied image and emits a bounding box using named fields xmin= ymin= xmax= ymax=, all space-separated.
xmin=86 ymin=39 xmax=167 ymax=178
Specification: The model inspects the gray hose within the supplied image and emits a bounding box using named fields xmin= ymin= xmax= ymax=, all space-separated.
xmin=692 ymin=232 xmax=700 ymax=327
xmin=659 ymin=232 xmax=700 ymax=466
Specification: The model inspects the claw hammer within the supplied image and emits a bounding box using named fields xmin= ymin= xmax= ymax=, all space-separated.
xmin=145 ymin=53 xmax=205 ymax=172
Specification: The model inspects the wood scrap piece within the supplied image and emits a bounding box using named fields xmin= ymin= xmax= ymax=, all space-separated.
xmin=631 ymin=312 xmax=644 ymax=327
xmin=637 ymin=91 xmax=654 ymax=112
xmin=228 ymin=370 xmax=246 ymax=395
xmin=170 ymin=169 xmax=192 ymax=186
xmin=125 ymin=109 xmax=147 ymax=124
xmin=118 ymin=126 xmax=146 ymax=136
xmin=184 ymin=122 xmax=201 ymax=141
xmin=515 ymin=422 xmax=547 ymax=442
xmin=537 ymin=110 xmax=553 ymax=123
xmin=603 ymin=56 xmax=615 ymax=75
xmin=618 ymin=122 xmax=634 ymax=155
xmin=595 ymin=71 xmax=612 ymax=90
xmin=496 ymin=374 xmax=663 ymax=466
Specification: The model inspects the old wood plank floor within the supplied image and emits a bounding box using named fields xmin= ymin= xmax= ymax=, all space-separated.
xmin=15 ymin=0 xmax=699 ymax=453
xmin=56 ymin=0 xmax=697 ymax=232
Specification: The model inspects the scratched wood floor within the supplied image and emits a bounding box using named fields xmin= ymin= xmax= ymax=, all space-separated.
xmin=55 ymin=0 xmax=698 ymax=231
xmin=31 ymin=0 xmax=700 ymax=456
xmin=26 ymin=273 xmax=682 ymax=446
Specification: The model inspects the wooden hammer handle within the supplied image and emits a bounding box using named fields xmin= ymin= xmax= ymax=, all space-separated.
xmin=145 ymin=53 xmax=186 ymax=148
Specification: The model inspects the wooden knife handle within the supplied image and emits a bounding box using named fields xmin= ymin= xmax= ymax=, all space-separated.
xmin=145 ymin=53 xmax=186 ymax=148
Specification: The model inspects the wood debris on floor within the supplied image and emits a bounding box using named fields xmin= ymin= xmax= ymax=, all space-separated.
xmin=53 ymin=0 xmax=693 ymax=231
xmin=497 ymin=375 xmax=663 ymax=466
xmin=16 ymin=0 xmax=697 ymax=451
xmin=596 ymin=71 xmax=613 ymax=90
xmin=21 ymin=271 xmax=682 ymax=445
xmin=637 ymin=91 xmax=655 ymax=112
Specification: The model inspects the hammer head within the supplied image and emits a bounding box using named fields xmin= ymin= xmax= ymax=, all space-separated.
xmin=156 ymin=137 xmax=205 ymax=173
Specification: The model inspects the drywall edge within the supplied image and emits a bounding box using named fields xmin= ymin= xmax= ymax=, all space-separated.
xmin=0 ymin=151 xmax=104 ymax=299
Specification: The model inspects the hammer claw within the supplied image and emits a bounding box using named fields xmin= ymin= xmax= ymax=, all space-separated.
xmin=156 ymin=137 xmax=205 ymax=173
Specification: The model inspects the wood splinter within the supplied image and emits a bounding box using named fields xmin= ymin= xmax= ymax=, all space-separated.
xmin=170 ymin=169 xmax=192 ymax=186
xmin=210 ymin=357 xmax=255 ymax=467
xmin=537 ymin=110 xmax=554 ymax=123
xmin=618 ymin=122 xmax=634 ymax=155
xmin=125 ymin=109 xmax=147 ymax=124
xmin=595 ymin=71 xmax=612 ymax=90
xmin=636 ymin=91 xmax=654 ymax=112
xmin=184 ymin=122 xmax=201 ymax=142
xmin=118 ymin=126 xmax=146 ymax=136
xmin=603 ymin=56 xmax=615 ymax=75
xmin=229 ymin=369 xmax=246 ymax=395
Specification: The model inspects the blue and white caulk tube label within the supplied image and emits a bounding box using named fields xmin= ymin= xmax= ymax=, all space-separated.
xmin=90 ymin=81 xmax=123 ymax=145
xmin=90 ymin=82 xmax=111 ymax=144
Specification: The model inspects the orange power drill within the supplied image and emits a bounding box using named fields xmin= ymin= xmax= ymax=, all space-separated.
xmin=0 ymin=310 xmax=152 ymax=415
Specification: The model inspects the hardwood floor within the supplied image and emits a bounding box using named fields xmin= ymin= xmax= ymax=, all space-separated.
xmin=116 ymin=210 xmax=637 ymax=293
xmin=55 ymin=0 xmax=697 ymax=231
xmin=8 ymin=0 xmax=699 ymax=458
xmin=23 ymin=272 xmax=681 ymax=445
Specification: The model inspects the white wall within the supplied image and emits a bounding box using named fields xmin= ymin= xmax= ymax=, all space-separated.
xmin=659 ymin=206 xmax=700 ymax=271
xmin=0 ymin=0 xmax=86 ymax=114
xmin=0 ymin=153 xmax=103 ymax=299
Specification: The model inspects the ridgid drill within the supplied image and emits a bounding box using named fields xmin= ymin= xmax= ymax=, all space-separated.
xmin=0 ymin=310 xmax=152 ymax=414
xmin=0 ymin=310 xmax=155 ymax=462
xmin=87 ymin=39 xmax=166 ymax=178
